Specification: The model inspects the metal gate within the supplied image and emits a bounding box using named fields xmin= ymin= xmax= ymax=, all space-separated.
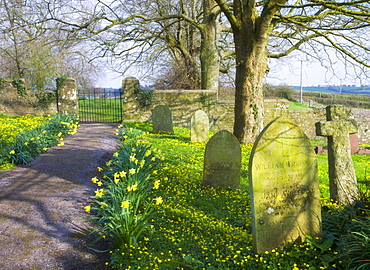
xmin=78 ymin=88 xmax=123 ymax=123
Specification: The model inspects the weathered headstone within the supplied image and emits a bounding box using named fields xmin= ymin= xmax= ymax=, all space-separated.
xmin=152 ymin=105 xmax=174 ymax=134
xmin=350 ymin=133 xmax=359 ymax=154
xmin=191 ymin=110 xmax=209 ymax=142
xmin=249 ymin=117 xmax=321 ymax=254
xmin=202 ymin=130 xmax=241 ymax=188
xmin=316 ymin=105 xmax=358 ymax=204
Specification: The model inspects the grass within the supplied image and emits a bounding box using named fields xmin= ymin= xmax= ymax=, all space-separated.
xmin=78 ymin=98 xmax=123 ymax=122
xmin=88 ymin=122 xmax=370 ymax=269
xmin=288 ymin=101 xmax=311 ymax=110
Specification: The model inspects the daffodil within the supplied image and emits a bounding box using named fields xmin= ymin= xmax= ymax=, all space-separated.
xmin=84 ymin=205 xmax=91 ymax=212
xmin=129 ymin=168 xmax=136 ymax=175
xmin=91 ymin=177 xmax=99 ymax=183
xmin=94 ymin=188 xmax=105 ymax=198
xmin=121 ymin=200 xmax=130 ymax=208
xmin=127 ymin=184 xmax=138 ymax=192
xmin=9 ymin=150 xmax=15 ymax=155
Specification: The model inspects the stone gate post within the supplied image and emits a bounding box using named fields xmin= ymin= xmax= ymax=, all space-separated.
xmin=122 ymin=76 xmax=141 ymax=122
xmin=57 ymin=77 xmax=78 ymax=116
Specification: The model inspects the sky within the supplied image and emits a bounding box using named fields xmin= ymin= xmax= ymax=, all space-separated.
xmin=98 ymin=59 xmax=369 ymax=89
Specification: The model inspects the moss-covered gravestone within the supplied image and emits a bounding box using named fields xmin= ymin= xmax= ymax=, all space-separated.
xmin=249 ymin=117 xmax=321 ymax=254
xmin=202 ymin=130 xmax=241 ymax=188
xmin=152 ymin=105 xmax=174 ymax=134
xmin=316 ymin=105 xmax=358 ymax=204
xmin=191 ymin=110 xmax=209 ymax=142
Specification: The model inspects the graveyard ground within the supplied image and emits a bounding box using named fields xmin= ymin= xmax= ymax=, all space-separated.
xmin=86 ymin=122 xmax=370 ymax=270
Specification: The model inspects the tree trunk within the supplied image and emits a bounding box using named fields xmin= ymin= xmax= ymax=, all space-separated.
xmin=231 ymin=0 xmax=281 ymax=144
xmin=232 ymin=4 xmax=269 ymax=144
xmin=200 ymin=0 xmax=219 ymax=91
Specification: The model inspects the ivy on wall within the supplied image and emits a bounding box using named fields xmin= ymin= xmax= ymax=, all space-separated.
xmin=134 ymin=84 xmax=154 ymax=108
xmin=11 ymin=78 xmax=27 ymax=97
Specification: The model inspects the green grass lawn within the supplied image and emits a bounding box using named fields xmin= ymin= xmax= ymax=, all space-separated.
xmin=288 ymin=101 xmax=311 ymax=110
xmin=88 ymin=123 xmax=370 ymax=270
xmin=78 ymin=98 xmax=123 ymax=122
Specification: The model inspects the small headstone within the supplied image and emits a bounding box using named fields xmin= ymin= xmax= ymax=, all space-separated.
xmin=350 ymin=134 xmax=359 ymax=154
xmin=152 ymin=105 xmax=174 ymax=134
xmin=191 ymin=110 xmax=209 ymax=142
xmin=316 ymin=105 xmax=358 ymax=204
xmin=249 ymin=117 xmax=321 ymax=254
xmin=202 ymin=130 xmax=241 ymax=188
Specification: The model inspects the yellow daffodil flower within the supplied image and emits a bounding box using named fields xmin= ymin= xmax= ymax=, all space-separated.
xmin=121 ymin=200 xmax=130 ymax=208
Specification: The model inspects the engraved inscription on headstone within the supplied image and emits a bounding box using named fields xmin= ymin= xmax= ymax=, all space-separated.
xmin=202 ymin=130 xmax=241 ymax=188
xmin=249 ymin=117 xmax=321 ymax=254
xmin=152 ymin=105 xmax=174 ymax=134
xmin=316 ymin=105 xmax=358 ymax=204
xmin=191 ymin=110 xmax=209 ymax=142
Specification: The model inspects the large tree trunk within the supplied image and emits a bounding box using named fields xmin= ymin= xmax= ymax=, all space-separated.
xmin=232 ymin=0 xmax=282 ymax=144
xmin=233 ymin=35 xmax=268 ymax=143
xmin=200 ymin=0 xmax=219 ymax=91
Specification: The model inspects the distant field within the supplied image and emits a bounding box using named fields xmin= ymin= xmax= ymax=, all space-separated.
xmin=293 ymin=85 xmax=370 ymax=95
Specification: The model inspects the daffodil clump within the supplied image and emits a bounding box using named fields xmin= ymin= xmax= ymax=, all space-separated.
xmin=0 ymin=113 xmax=79 ymax=168
xmin=86 ymin=126 xmax=164 ymax=266
xmin=89 ymin=122 xmax=370 ymax=270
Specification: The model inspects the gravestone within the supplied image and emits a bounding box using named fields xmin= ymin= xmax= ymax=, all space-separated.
xmin=316 ymin=105 xmax=358 ymax=204
xmin=152 ymin=105 xmax=174 ymax=134
xmin=202 ymin=130 xmax=241 ymax=188
xmin=350 ymin=133 xmax=359 ymax=154
xmin=191 ymin=110 xmax=209 ymax=142
xmin=249 ymin=117 xmax=321 ymax=254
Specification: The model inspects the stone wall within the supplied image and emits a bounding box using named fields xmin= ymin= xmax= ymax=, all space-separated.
xmin=0 ymin=83 xmax=57 ymax=117
xmin=0 ymin=78 xmax=78 ymax=117
xmin=122 ymin=78 xmax=370 ymax=144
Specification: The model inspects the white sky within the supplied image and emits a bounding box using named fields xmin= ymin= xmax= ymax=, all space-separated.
xmin=97 ymin=60 xmax=369 ymax=88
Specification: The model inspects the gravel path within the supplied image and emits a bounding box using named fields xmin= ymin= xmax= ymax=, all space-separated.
xmin=0 ymin=123 xmax=119 ymax=270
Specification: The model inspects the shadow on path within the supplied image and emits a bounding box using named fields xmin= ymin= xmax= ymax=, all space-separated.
xmin=0 ymin=123 xmax=119 ymax=270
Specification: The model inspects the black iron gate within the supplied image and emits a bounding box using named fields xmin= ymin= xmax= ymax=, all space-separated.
xmin=78 ymin=88 xmax=123 ymax=123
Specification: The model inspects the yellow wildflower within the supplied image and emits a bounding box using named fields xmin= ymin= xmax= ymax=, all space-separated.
xmin=119 ymin=171 xmax=127 ymax=177
xmin=127 ymin=184 xmax=138 ymax=192
xmin=129 ymin=168 xmax=136 ymax=175
xmin=94 ymin=189 xmax=105 ymax=198
xmin=91 ymin=177 xmax=99 ymax=184
xmin=9 ymin=150 xmax=15 ymax=155
xmin=121 ymin=200 xmax=130 ymax=208
xmin=84 ymin=205 xmax=91 ymax=212
xmin=154 ymin=180 xmax=160 ymax=189
xmin=97 ymin=181 xmax=103 ymax=186
xmin=97 ymin=167 xmax=103 ymax=172
xmin=154 ymin=197 xmax=163 ymax=205
xmin=113 ymin=152 xmax=119 ymax=157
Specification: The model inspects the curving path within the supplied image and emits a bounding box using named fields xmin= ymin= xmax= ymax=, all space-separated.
xmin=0 ymin=123 xmax=119 ymax=270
